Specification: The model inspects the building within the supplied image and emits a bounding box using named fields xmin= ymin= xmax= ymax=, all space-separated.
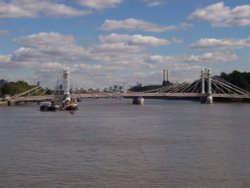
xmin=0 ymin=79 xmax=7 ymax=86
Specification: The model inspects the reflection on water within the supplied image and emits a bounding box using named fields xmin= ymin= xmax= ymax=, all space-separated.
xmin=0 ymin=99 xmax=250 ymax=188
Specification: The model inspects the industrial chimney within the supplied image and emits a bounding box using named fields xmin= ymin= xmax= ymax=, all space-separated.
xmin=162 ymin=69 xmax=170 ymax=86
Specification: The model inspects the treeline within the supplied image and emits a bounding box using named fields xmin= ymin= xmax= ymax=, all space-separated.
xmin=0 ymin=81 xmax=40 ymax=97
xmin=219 ymin=71 xmax=250 ymax=91
xmin=129 ymin=71 xmax=250 ymax=92
xmin=129 ymin=84 xmax=163 ymax=92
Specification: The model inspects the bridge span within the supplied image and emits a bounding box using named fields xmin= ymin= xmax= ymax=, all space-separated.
xmin=2 ymin=68 xmax=250 ymax=106
xmin=3 ymin=91 xmax=250 ymax=106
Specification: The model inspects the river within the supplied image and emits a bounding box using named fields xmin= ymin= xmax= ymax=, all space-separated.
xmin=0 ymin=98 xmax=249 ymax=188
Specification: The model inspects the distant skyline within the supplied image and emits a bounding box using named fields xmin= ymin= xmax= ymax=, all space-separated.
xmin=0 ymin=0 xmax=250 ymax=89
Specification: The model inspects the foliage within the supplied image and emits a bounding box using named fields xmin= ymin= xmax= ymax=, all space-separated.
xmin=219 ymin=71 xmax=250 ymax=91
xmin=0 ymin=80 xmax=42 ymax=97
xmin=129 ymin=84 xmax=162 ymax=92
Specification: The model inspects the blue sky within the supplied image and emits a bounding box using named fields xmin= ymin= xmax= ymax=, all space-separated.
xmin=0 ymin=0 xmax=250 ymax=89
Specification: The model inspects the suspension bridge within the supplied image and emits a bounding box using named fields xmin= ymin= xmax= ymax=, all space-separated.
xmin=3 ymin=68 xmax=250 ymax=106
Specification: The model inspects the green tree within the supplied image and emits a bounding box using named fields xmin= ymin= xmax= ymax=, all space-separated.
xmin=219 ymin=71 xmax=250 ymax=91
xmin=0 ymin=80 xmax=43 ymax=97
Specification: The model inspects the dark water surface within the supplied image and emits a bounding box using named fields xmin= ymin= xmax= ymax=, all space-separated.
xmin=0 ymin=99 xmax=249 ymax=188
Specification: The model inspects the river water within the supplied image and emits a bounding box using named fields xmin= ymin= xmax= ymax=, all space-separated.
xmin=0 ymin=99 xmax=249 ymax=188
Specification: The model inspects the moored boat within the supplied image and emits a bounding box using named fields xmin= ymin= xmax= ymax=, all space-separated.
xmin=40 ymin=68 xmax=78 ymax=112
xmin=40 ymin=101 xmax=60 ymax=111
xmin=62 ymin=97 xmax=78 ymax=111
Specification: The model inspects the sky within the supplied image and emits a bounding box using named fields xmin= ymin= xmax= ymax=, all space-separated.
xmin=0 ymin=0 xmax=250 ymax=89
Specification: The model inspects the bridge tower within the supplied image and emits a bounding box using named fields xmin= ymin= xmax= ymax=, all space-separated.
xmin=200 ymin=69 xmax=206 ymax=103
xmin=200 ymin=68 xmax=213 ymax=104
xmin=206 ymin=68 xmax=213 ymax=104
xmin=201 ymin=69 xmax=205 ymax=95
xmin=63 ymin=68 xmax=70 ymax=98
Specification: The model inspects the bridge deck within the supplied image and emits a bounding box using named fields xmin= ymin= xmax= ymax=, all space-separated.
xmin=6 ymin=92 xmax=250 ymax=105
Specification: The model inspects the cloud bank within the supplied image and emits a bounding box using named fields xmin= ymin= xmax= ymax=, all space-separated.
xmin=101 ymin=18 xmax=191 ymax=32
xmin=0 ymin=0 xmax=123 ymax=19
xmin=190 ymin=2 xmax=250 ymax=27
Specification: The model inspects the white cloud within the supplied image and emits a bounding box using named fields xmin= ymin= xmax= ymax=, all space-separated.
xmin=146 ymin=52 xmax=238 ymax=65
xmin=0 ymin=0 xmax=91 ymax=19
xmin=189 ymin=2 xmax=250 ymax=27
xmin=11 ymin=32 xmax=100 ymax=63
xmin=13 ymin=32 xmax=76 ymax=48
xmin=0 ymin=30 xmax=9 ymax=36
xmin=5 ymin=32 xmax=168 ymax=73
xmin=0 ymin=0 xmax=124 ymax=19
xmin=0 ymin=55 xmax=11 ymax=64
xmin=99 ymin=33 xmax=169 ymax=47
xmin=8 ymin=33 xmax=95 ymax=73
xmin=90 ymin=34 xmax=169 ymax=65
xmin=171 ymin=37 xmax=183 ymax=44
xmin=190 ymin=37 xmax=250 ymax=50
xmin=187 ymin=52 xmax=239 ymax=63
xmin=0 ymin=32 xmax=240 ymax=86
xmin=142 ymin=0 xmax=166 ymax=7
xmin=74 ymin=0 xmax=123 ymax=10
xmin=0 ymin=0 xmax=35 ymax=18
xmin=101 ymin=18 xmax=191 ymax=32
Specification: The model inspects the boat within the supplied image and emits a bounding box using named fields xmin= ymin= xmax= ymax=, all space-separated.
xmin=40 ymin=68 xmax=78 ymax=112
xmin=62 ymin=96 xmax=78 ymax=111
xmin=40 ymin=101 xmax=60 ymax=111
xmin=40 ymin=99 xmax=78 ymax=112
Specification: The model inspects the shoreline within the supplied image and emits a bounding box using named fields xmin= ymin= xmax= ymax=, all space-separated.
xmin=0 ymin=101 xmax=7 ymax=106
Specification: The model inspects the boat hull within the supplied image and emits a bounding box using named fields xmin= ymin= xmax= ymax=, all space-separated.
xmin=64 ymin=103 xmax=78 ymax=111
xmin=40 ymin=102 xmax=60 ymax=112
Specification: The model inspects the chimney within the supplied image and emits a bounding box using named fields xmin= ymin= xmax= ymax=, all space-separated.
xmin=162 ymin=69 xmax=169 ymax=86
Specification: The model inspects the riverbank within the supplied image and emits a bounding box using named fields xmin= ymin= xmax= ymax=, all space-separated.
xmin=0 ymin=101 xmax=7 ymax=106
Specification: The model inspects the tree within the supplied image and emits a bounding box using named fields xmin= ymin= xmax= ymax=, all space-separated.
xmin=219 ymin=71 xmax=250 ymax=91
xmin=0 ymin=80 xmax=42 ymax=97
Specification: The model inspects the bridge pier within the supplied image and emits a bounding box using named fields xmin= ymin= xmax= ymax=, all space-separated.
xmin=200 ymin=95 xmax=206 ymax=104
xmin=132 ymin=97 xmax=144 ymax=105
xmin=7 ymin=100 xmax=16 ymax=106
xmin=206 ymin=94 xmax=213 ymax=104
xmin=200 ymin=94 xmax=213 ymax=104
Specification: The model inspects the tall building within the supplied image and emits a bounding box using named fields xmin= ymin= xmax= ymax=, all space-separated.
xmin=0 ymin=79 xmax=7 ymax=86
